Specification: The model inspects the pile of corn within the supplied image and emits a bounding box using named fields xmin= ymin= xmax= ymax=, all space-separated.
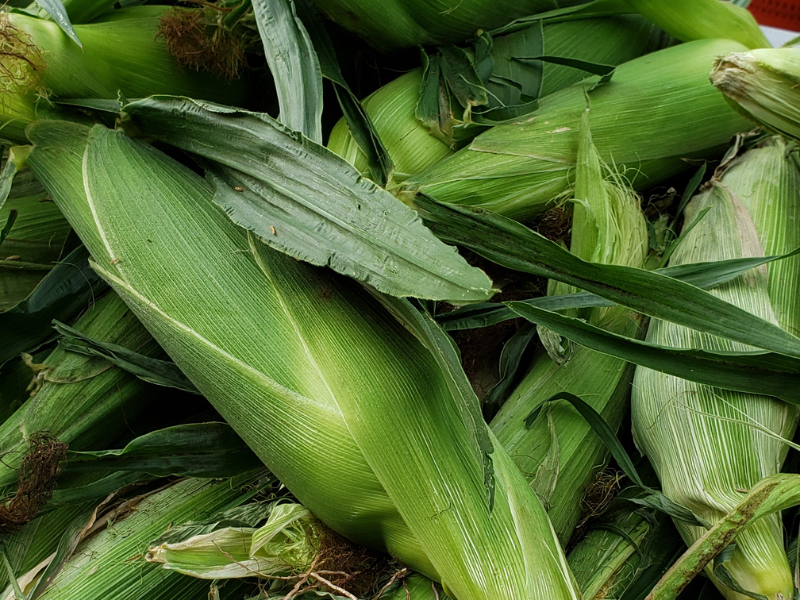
xmin=2 ymin=0 xmax=800 ymax=599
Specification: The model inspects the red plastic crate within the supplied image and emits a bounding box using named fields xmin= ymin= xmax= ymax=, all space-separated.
xmin=749 ymin=0 xmax=800 ymax=31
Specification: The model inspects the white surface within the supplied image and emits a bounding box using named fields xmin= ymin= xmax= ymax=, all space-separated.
xmin=762 ymin=25 xmax=800 ymax=47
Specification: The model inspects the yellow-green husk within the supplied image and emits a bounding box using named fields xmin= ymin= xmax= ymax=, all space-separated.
xmin=631 ymin=139 xmax=800 ymax=600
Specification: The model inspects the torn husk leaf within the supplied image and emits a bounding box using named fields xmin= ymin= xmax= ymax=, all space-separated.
xmin=146 ymin=502 xmax=318 ymax=579
xmin=404 ymin=39 xmax=752 ymax=220
xmin=327 ymin=14 xmax=663 ymax=184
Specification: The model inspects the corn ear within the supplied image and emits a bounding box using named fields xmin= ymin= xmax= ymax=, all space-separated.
xmin=327 ymin=14 xmax=663 ymax=182
xmin=492 ymin=109 xmax=648 ymax=542
xmin=149 ymin=109 xmax=649 ymax=581
xmin=624 ymin=0 xmax=769 ymax=49
xmin=27 ymin=120 xmax=582 ymax=600
xmin=4 ymin=472 xmax=267 ymax=600
xmin=0 ymin=7 xmax=249 ymax=143
xmin=0 ymin=292 xmax=164 ymax=491
xmin=631 ymin=162 xmax=799 ymax=599
xmin=711 ymin=48 xmax=800 ymax=144
xmin=309 ymin=0 xmax=581 ymax=52
xmin=404 ymin=39 xmax=752 ymax=220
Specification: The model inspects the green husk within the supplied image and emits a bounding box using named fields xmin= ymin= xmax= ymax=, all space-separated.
xmin=403 ymin=39 xmax=752 ymax=220
xmin=327 ymin=14 xmax=663 ymax=182
xmin=309 ymin=0 xmax=589 ymax=52
xmin=27 ymin=120 xmax=581 ymax=600
xmin=711 ymin=47 xmax=800 ymax=144
xmin=491 ymin=109 xmax=648 ymax=543
xmin=0 ymin=292 xmax=165 ymax=493
xmin=624 ymin=0 xmax=768 ymax=49
xmin=3 ymin=472 xmax=267 ymax=600
xmin=0 ymin=6 xmax=250 ymax=143
xmin=631 ymin=141 xmax=800 ymax=600
xmin=0 ymin=170 xmax=71 ymax=311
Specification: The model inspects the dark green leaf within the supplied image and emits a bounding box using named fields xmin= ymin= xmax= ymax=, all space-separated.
xmin=50 ymin=471 xmax=146 ymax=505
xmin=507 ymin=302 xmax=800 ymax=403
xmin=54 ymin=320 xmax=199 ymax=394
xmin=482 ymin=322 xmax=536 ymax=415
xmin=416 ymin=197 xmax=800 ymax=359
xmin=0 ymin=245 xmax=107 ymax=367
xmin=122 ymin=97 xmax=493 ymax=303
xmin=0 ymin=210 xmax=17 ymax=246
xmin=61 ymin=423 xmax=262 ymax=478
xmin=53 ymin=98 xmax=123 ymax=113
xmin=660 ymin=207 xmax=711 ymax=267
xmin=514 ymin=55 xmax=615 ymax=77
xmin=676 ymin=163 xmax=707 ymax=218
xmin=439 ymin=248 xmax=800 ymax=330
xmin=251 ymin=0 xmax=322 ymax=141
xmin=525 ymin=392 xmax=644 ymax=487
xmin=331 ymin=83 xmax=393 ymax=186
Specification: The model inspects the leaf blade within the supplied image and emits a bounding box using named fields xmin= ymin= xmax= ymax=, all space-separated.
xmin=251 ymin=0 xmax=322 ymax=141
xmin=417 ymin=197 xmax=800 ymax=358
xmin=123 ymin=97 xmax=494 ymax=302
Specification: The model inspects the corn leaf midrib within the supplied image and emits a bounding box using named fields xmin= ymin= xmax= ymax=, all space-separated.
xmin=93 ymin=261 xmax=337 ymax=418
